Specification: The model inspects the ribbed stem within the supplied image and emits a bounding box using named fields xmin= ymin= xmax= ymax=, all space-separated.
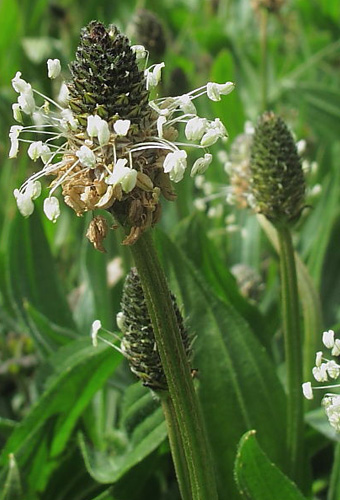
xmin=160 ymin=395 xmax=192 ymax=500
xmin=130 ymin=231 xmax=218 ymax=500
xmin=277 ymin=224 xmax=304 ymax=484
xmin=260 ymin=8 xmax=268 ymax=112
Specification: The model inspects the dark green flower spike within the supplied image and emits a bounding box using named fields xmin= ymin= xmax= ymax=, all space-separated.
xmin=68 ymin=21 xmax=151 ymax=128
xmin=119 ymin=268 xmax=191 ymax=391
xmin=250 ymin=111 xmax=305 ymax=225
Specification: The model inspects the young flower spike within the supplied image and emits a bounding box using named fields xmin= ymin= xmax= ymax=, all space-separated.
xmin=9 ymin=21 xmax=234 ymax=247
xmin=249 ymin=111 xmax=305 ymax=225
xmin=118 ymin=268 xmax=191 ymax=391
xmin=303 ymin=329 xmax=340 ymax=432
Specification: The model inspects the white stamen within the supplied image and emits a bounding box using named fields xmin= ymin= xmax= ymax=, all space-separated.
xmin=313 ymin=363 xmax=328 ymax=382
xmin=332 ymin=339 xmax=340 ymax=357
xmin=323 ymin=330 xmax=335 ymax=349
xmin=116 ymin=312 xmax=125 ymax=331
xmin=12 ymin=72 xmax=31 ymax=94
xmin=157 ymin=116 xmax=167 ymax=138
xmin=43 ymin=196 xmax=60 ymax=223
xmin=13 ymin=189 xmax=34 ymax=217
xmin=163 ymin=150 xmax=187 ymax=183
xmin=178 ymin=95 xmax=197 ymax=115
xmin=185 ymin=117 xmax=208 ymax=141
xmin=190 ymin=153 xmax=213 ymax=177
xmin=76 ymin=145 xmax=96 ymax=169
xmin=18 ymin=90 xmax=35 ymax=115
xmin=60 ymin=109 xmax=78 ymax=130
xmin=47 ymin=59 xmax=61 ymax=79
xmin=302 ymin=382 xmax=313 ymax=400
xmin=206 ymin=81 xmax=235 ymax=101
xmin=91 ymin=319 xmax=102 ymax=347
xmin=145 ymin=62 xmax=165 ymax=89
xmin=131 ymin=45 xmax=147 ymax=60
xmin=57 ymin=83 xmax=70 ymax=105
xmin=26 ymin=180 xmax=42 ymax=200
xmin=9 ymin=125 xmax=23 ymax=158
xmin=96 ymin=118 xmax=110 ymax=146
xmin=315 ymin=351 xmax=323 ymax=367
xmin=114 ymin=119 xmax=130 ymax=136
xmin=105 ymin=159 xmax=137 ymax=192
xmin=12 ymin=103 xmax=23 ymax=123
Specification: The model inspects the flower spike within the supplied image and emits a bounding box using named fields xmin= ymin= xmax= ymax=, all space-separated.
xmin=9 ymin=21 xmax=234 ymax=247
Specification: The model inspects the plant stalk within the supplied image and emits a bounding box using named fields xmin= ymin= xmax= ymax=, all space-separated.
xmin=130 ymin=230 xmax=218 ymax=500
xmin=260 ymin=7 xmax=268 ymax=112
xmin=160 ymin=395 xmax=192 ymax=500
xmin=276 ymin=224 xmax=304 ymax=484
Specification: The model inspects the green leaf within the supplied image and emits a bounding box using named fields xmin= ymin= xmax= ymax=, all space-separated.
xmin=6 ymin=210 xmax=75 ymax=331
xmin=0 ymin=340 xmax=121 ymax=494
xmin=175 ymin=214 xmax=271 ymax=349
xmin=0 ymin=0 xmax=21 ymax=83
xmin=0 ymin=454 xmax=22 ymax=500
xmin=234 ymin=430 xmax=306 ymax=500
xmin=24 ymin=302 xmax=77 ymax=356
xmin=155 ymin=230 xmax=288 ymax=499
xmin=79 ymin=383 xmax=167 ymax=484
xmin=283 ymin=83 xmax=340 ymax=140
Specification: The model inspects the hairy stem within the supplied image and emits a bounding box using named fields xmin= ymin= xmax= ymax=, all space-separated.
xmin=130 ymin=231 xmax=218 ymax=500
xmin=260 ymin=7 xmax=268 ymax=112
xmin=277 ymin=224 xmax=304 ymax=484
xmin=161 ymin=395 xmax=192 ymax=500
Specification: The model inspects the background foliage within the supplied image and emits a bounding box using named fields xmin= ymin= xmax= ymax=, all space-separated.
xmin=1 ymin=0 xmax=340 ymax=498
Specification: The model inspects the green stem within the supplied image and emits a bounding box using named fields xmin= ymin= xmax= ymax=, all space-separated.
xmin=260 ymin=8 xmax=268 ymax=112
xmin=276 ymin=224 xmax=304 ymax=484
xmin=130 ymin=231 xmax=218 ymax=500
xmin=161 ymin=395 xmax=192 ymax=500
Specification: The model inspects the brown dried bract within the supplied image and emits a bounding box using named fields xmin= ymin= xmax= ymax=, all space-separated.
xmin=86 ymin=215 xmax=109 ymax=252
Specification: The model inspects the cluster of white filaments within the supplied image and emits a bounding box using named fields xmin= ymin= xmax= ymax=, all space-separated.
xmin=302 ymin=329 xmax=340 ymax=432
xmin=9 ymin=49 xmax=235 ymax=225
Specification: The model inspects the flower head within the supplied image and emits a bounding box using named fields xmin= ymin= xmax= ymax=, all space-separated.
xmin=9 ymin=21 xmax=234 ymax=247
xmin=302 ymin=329 xmax=340 ymax=431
